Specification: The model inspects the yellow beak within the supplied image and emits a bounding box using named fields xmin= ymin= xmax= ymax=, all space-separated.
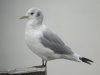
xmin=20 ymin=16 xmax=29 ymax=19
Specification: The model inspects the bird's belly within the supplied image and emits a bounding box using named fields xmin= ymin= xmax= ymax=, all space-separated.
xmin=25 ymin=32 xmax=55 ymax=60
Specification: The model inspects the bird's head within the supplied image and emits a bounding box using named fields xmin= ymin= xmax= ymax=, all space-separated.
xmin=20 ymin=8 xmax=43 ymax=21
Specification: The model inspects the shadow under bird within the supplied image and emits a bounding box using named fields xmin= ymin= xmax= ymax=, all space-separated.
xmin=20 ymin=8 xmax=94 ymax=67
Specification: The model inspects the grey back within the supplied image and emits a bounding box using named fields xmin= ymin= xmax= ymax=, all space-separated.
xmin=40 ymin=29 xmax=74 ymax=55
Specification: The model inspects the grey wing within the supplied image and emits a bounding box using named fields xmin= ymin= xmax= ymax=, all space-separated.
xmin=40 ymin=29 xmax=74 ymax=55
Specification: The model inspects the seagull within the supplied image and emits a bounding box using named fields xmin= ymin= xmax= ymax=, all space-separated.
xmin=20 ymin=8 xmax=93 ymax=67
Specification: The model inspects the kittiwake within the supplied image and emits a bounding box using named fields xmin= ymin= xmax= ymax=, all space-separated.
xmin=20 ymin=8 xmax=94 ymax=67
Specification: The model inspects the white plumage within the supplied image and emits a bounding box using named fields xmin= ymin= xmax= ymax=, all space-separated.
xmin=20 ymin=8 xmax=93 ymax=66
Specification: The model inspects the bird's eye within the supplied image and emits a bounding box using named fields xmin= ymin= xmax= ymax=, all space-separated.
xmin=30 ymin=12 xmax=34 ymax=15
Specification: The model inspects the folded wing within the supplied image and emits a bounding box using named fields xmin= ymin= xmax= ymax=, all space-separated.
xmin=40 ymin=29 xmax=74 ymax=55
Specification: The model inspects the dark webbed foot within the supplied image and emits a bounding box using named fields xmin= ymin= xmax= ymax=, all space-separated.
xmin=34 ymin=65 xmax=45 ymax=68
xmin=34 ymin=59 xmax=47 ymax=68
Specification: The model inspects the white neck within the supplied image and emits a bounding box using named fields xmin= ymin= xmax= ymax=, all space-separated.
xmin=26 ymin=18 xmax=43 ymax=30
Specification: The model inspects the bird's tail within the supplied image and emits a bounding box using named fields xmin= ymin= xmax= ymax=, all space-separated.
xmin=79 ymin=57 xmax=94 ymax=65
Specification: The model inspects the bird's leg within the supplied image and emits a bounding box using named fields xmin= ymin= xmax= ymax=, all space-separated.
xmin=34 ymin=59 xmax=46 ymax=68
xmin=42 ymin=59 xmax=47 ymax=67
xmin=42 ymin=59 xmax=45 ymax=66
xmin=33 ymin=59 xmax=47 ymax=68
xmin=44 ymin=60 xmax=47 ymax=67
xmin=44 ymin=60 xmax=47 ymax=75
xmin=42 ymin=60 xmax=47 ymax=67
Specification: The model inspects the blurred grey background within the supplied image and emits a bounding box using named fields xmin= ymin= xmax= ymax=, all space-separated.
xmin=0 ymin=0 xmax=100 ymax=75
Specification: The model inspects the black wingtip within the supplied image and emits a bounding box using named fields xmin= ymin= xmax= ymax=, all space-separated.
xmin=79 ymin=57 xmax=94 ymax=65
